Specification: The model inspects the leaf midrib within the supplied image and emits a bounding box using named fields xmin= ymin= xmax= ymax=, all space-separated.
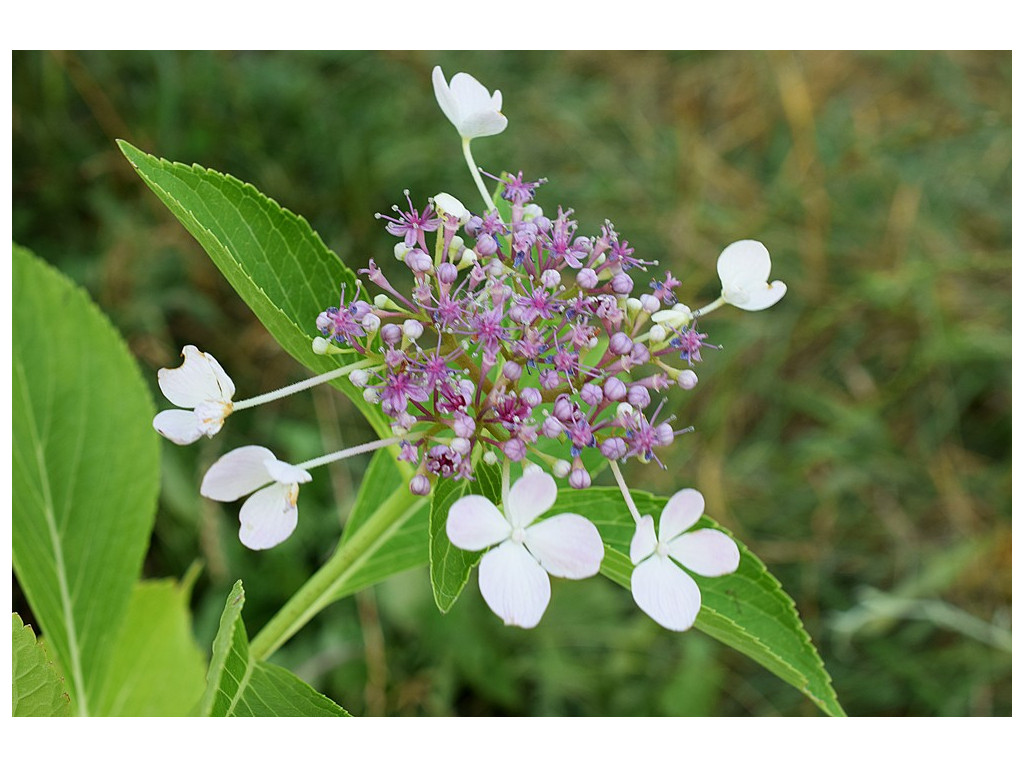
xmin=15 ymin=358 xmax=89 ymax=716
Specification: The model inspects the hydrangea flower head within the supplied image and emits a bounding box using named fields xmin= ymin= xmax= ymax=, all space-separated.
xmin=432 ymin=66 xmax=508 ymax=140
xmin=152 ymin=345 xmax=235 ymax=445
xmin=629 ymin=488 xmax=740 ymax=631
xmin=447 ymin=471 xmax=604 ymax=628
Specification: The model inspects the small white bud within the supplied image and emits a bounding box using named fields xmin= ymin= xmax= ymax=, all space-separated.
xmin=451 ymin=437 xmax=471 ymax=456
xmin=552 ymin=459 xmax=571 ymax=478
xmin=374 ymin=294 xmax=391 ymax=309
xmin=457 ymin=249 xmax=478 ymax=268
xmin=394 ymin=242 xmax=412 ymax=261
xmin=626 ymin=297 xmax=642 ymax=312
xmin=363 ymin=388 xmax=380 ymax=404
xmin=540 ymin=269 xmax=561 ymax=289
xmin=523 ymin=203 xmax=543 ymax=220
xmin=349 ymin=369 xmax=370 ymax=387
xmin=402 ymin=319 xmax=424 ymax=341
xmin=450 ymin=235 xmax=465 ymax=251
xmin=649 ymin=324 xmax=668 ymax=343
xmin=616 ymin=402 xmax=634 ymax=420
xmin=361 ymin=313 xmax=381 ymax=333
xmin=482 ymin=450 xmax=498 ymax=465
xmin=587 ymin=337 xmax=600 ymax=349
xmin=678 ymin=369 xmax=699 ymax=390
xmin=312 ymin=337 xmax=331 ymax=355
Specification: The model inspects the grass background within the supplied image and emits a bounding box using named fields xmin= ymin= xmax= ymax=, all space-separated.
xmin=12 ymin=50 xmax=1011 ymax=716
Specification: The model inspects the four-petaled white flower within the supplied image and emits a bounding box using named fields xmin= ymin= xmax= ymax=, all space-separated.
xmin=447 ymin=472 xmax=604 ymax=628
xmin=717 ymin=240 xmax=787 ymax=311
xmin=201 ymin=446 xmax=312 ymax=550
xmin=432 ymin=66 xmax=508 ymax=140
xmin=630 ymin=488 xmax=740 ymax=632
xmin=153 ymin=345 xmax=235 ymax=445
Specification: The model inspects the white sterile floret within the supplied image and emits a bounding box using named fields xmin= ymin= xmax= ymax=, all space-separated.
xmin=629 ymin=489 xmax=740 ymax=631
xmin=432 ymin=66 xmax=508 ymax=141
xmin=447 ymin=472 xmax=604 ymax=628
xmin=201 ymin=446 xmax=312 ymax=550
xmin=650 ymin=303 xmax=693 ymax=329
xmin=432 ymin=192 xmax=471 ymax=224
xmin=153 ymin=345 xmax=236 ymax=445
xmin=717 ymin=239 xmax=787 ymax=311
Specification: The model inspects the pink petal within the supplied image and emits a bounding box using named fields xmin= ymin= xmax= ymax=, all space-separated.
xmin=505 ymin=472 xmax=557 ymax=528
xmin=524 ymin=513 xmax=604 ymax=579
xmin=631 ymin=555 xmax=702 ymax=632
xmin=629 ymin=515 xmax=658 ymax=565
xmin=152 ymin=409 xmax=203 ymax=445
xmin=264 ymin=457 xmax=312 ymax=486
xmin=659 ymin=488 xmax=705 ymax=543
xmin=157 ymin=345 xmax=227 ymax=408
xmin=478 ymin=540 xmax=551 ymax=629
xmin=717 ymin=240 xmax=771 ymax=289
xmin=238 ymin=483 xmax=298 ymax=550
xmin=447 ymin=495 xmax=511 ymax=551
xmin=200 ymin=445 xmax=276 ymax=501
xmin=668 ymin=529 xmax=741 ymax=577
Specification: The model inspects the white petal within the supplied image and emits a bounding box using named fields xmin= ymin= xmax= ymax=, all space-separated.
xmin=157 ymin=345 xmax=226 ymax=408
xmin=668 ymin=529 xmax=741 ymax=577
xmin=152 ymin=409 xmax=204 ymax=445
xmin=717 ymin=240 xmax=771 ymax=289
xmin=449 ymin=72 xmax=494 ymax=117
xmin=432 ymin=66 xmax=461 ymax=129
xmin=204 ymin=351 xmax=235 ymax=401
xmin=264 ymin=457 xmax=312 ymax=486
xmin=505 ymin=472 xmax=557 ymax=528
xmin=629 ymin=515 xmax=658 ymax=564
xmin=631 ymin=556 xmax=702 ymax=632
xmin=238 ymin=483 xmax=298 ymax=550
xmin=200 ymin=445 xmax=276 ymax=501
xmin=447 ymin=495 xmax=511 ymax=551
xmin=459 ymin=110 xmax=508 ymax=140
xmin=726 ymin=280 xmax=788 ymax=311
xmin=524 ymin=513 xmax=604 ymax=579
xmin=478 ymin=540 xmax=551 ymax=629
xmin=659 ymin=488 xmax=705 ymax=543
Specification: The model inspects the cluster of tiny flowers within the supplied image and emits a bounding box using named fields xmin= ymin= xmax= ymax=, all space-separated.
xmin=153 ymin=65 xmax=787 ymax=633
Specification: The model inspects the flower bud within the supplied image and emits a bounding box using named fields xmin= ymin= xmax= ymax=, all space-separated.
xmin=616 ymin=402 xmax=635 ymax=421
xmin=630 ymin=343 xmax=651 ymax=365
xmin=433 ymin=192 xmax=470 ymax=224
xmin=577 ymin=268 xmax=599 ymax=289
xmin=380 ymin=323 xmax=403 ymax=346
xmin=394 ymin=242 xmax=412 ymax=261
xmin=625 ymin=297 xmax=642 ymax=313
xmin=569 ymin=467 xmax=592 ymax=490
xmin=627 ymin=385 xmax=651 ymax=409
xmin=640 ymin=294 xmax=661 ymax=313
xmin=360 ymin=313 xmax=381 ymax=334
xmin=504 ymin=438 xmax=527 ymax=462
xmin=523 ymin=203 xmax=543 ymax=220
xmin=451 ymin=437 xmax=472 ymax=456
xmin=655 ymin=422 xmax=675 ymax=446
xmin=458 ymin=378 xmax=476 ymax=399
xmin=312 ymin=337 xmax=331 ymax=355
xmin=483 ymin=450 xmax=498 ymax=465
xmin=542 ymin=416 xmax=564 ymax=439
xmin=580 ymin=382 xmax=603 ymax=406
xmin=552 ymin=459 xmax=571 ymax=478
xmin=603 ymin=376 xmax=627 ymax=401
xmin=540 ymin=269 xmax=561 ymax=289
xmin=518 ymin=387 xmax=541 ymax=408
xmin=677 ymin=369 xmax=699 ymax=390
xmin=600 ymin=437 xmax=628 ymax=461
xmin=475 ymin=234 xmax=498 ymax=256
xmin=349 ymin=369 xmax=370 ymax=387
xmin=553 ymin=394 xmax=574 ymax=422
xmin=608 ymin=331 xmax=633 ymax=356
xmin=464 ymin=215 xmax=484 ymax=237
xmin=533 ymin=215 xmax=552 ymax=233
xmin=409 ymin=474 xmax=432 ymax=496
xmin=649 ymin=324 xmax=668 ymax=343
xmin=363 ymin=388 xmax=380 ymax=404
xmin=452 ymin=412 xmax=475 ymax=438
xmin=406 ymin=249 xmax=433 ymax=273
xmin=436 ymin=262 xmax=458 ymax=284
xmin=402 ymin=319 xmax=424 ymax=341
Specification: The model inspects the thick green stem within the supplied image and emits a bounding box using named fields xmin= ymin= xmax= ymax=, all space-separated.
xmin=249 ymin=484 xmax=427 ymax=660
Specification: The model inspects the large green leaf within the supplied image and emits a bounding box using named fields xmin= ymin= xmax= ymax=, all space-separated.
xmin=117 ymin=140 xmax=390 ymax=439
xmin=93 ymin=578 xmax=206 ymax=716
xmin=429 ymin=461 xmax=503 ymax=612
xmin=549 ymin=486 xmax=845 ymax=717
xmin=12 ymin=245 xmax=161 ymax=716
xmin=200 ymin=581 xmax=348 ymax=717
xmin=12 ymin=614 xmax=71 ymax=717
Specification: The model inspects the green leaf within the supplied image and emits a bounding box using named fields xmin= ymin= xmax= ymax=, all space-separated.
xmin=331 ymin=450 xmax=429 ymax=599
xmin=93 ymin=578 xmax=207 ymax=716
xmin=12 ymin=245 xmax=161 ymax=716
xmin=12 ymin=614 xmax=71 ymax=717
xmin=549 ymin=486 xmax=845 ymax=717
xmin=429 ymin=461 xmax=503 ymax=613
xmin=200 ymin=581 xmax=348 ymax=717
xmin=117 ymin=140 xmax=390 ymax=440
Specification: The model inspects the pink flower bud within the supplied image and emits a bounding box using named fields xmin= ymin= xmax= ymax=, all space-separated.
xmin=569 ymin=467 xmax=592 ymax=489
xmin=655 ymin=422 xmax=675 ymax=446
xmin=610 ymin=273 xmax=634 ymax=295
xmin=678 ymin=369 xmax=698 ymax=390
xmin=520 ymin=387 xmax=542 ymax=408
xmin=628 ymin=385 xmax=651 ymax=409
xmin=603 ymin=376 xmax=627 ymax=401
xmin=380 ymin=324 xmax=403 ymax=345
xmin=502 ymin=361 xmax=523 ymax=381
xmin=437 ymin=262 xmax=458 ymax=284
xmin=577 ymin=268 xmax=599 ymax=289
xmin=504 ymin=437 xmax=527 ymax=462
xmin=542 ymin=416 xmax=564 ymax=439
xmin=608 ymin=331 xmax=633 ymax=356
xmin=580 ymin=382 xmax=603 ymax=406
xmin=552 ymin=394 xmax=574 ymax=422
xmin=406 ymin=249 xmax=433 ymax=273
xmin=600 ymin=437 xmax=628 ymax=461
xmin=409 ymin=474 xmax=431 ymax=496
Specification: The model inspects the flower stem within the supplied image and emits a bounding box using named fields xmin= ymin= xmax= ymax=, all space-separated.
xmin=296 ymin=433 xmax=427 ymax=472
xmin=608 ymin=459 xmax=642 ymax=525
xmin=462 ymin=137 xmax=495 ymax=213
xmin=694 ymin=295 xmax=727 ymax=318
xmin=249 ymin=483 xmax=428 ymax=661
xmin=233 ymin=359 xmax=374 ymax=411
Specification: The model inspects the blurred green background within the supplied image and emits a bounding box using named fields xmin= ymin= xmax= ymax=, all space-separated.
xmin=12 ymin=51 xmax=1011 ymax=716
